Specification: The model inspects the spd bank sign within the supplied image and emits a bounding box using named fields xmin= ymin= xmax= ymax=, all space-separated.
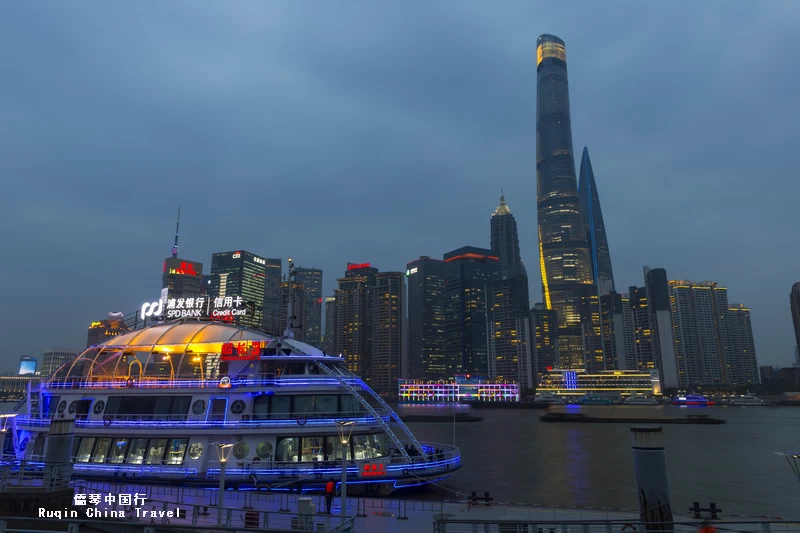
xmin=140 ymin=295 xmax=249 ymax=320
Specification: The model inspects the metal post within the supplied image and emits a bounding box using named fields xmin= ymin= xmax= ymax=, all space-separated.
xmin=631 ymin=426 xmax=673 ymax=533
xmin=217 ymin=460 xmax=226 ymax=525
xmin=340 ymin=443 xmax=347 ymax=525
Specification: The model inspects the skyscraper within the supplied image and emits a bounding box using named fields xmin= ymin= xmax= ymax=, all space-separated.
xmin=406 ymin=257 xmax=448 ymax=380
xmin=160 ymin=207 xmax=203 ymax=303
xmin=578 ymin=147 xmax=615 ymax=296
xmin=488 ymin=191 xmax=533 ymax=388
xmin=263 ymin=258 xmax=282 ymax=334
xmin=791 ymin=283 xmax=800 ymax=360
xmin=443 ymin=246 xmax=501 ymax=376
xmin=599 ymin=292 xmax=629 ymax=370
xmin=645 ymin=268 xmax=680 ymax=389
xmin=530 ymin=303 xmax=558 ymax=380
xmin=295 ymin=267 xmax=323 ymax=346
xmin=535 ymin=34 xmax=596 ymax=370
xmin=334 ymin=263 xmax=379 ymax=380
xmin=371 ymin=272 xmax=406 ymax=395
xmin=323 ymin=296 xmax=336 ymax=354
xmin=209 ymin=251 xmax=266 ymax=329
xmin=725 ymin=304 xmax=760 ymax=385
xmin=41 ymin=349 xmax=77 ymax=376
xmin=629 ymin=286 xmax=655 ymax=371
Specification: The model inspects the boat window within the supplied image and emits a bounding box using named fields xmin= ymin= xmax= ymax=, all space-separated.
xmin=92 ymin=438 xmax=112 ymax=463
xmin=259 ymin=360 xmax=278 ymax=376
xmin=128 ymin=439 xmax=149 ymax=464
xmin=301 ymin=436 xmax=324 ymax=462
xmin=44 ymin=395 xmax=60 ymax=418
xmin=170 ymin=397 xmax=191 ymax=419
xmin=294 ymin=396 xmax=314 ymax=415
xmin=340 ymin=395 xmax=365 ymax=413
xmin=74 ymin=399 xmax=93 ymax=421
xmin=353 ymin=434 xmax=386 ymax=459
xmin=109 ymin=438 xmax=129 ymax=464
xmin=315 ymin=395 xmax=338 ymax=415
xmin=154 ymin=397 xmax=173 ymax=418
xmin=33 ymin=436 xmax=45 ymax=457
xmin=276 ymin=437 xmax=299 ymax=462
xmin=271 ymin=396 xmax=291 ymax=416
xmin=277 ymin=362 xmax=306 ymax=376
xmin=327 ymin=437 xmax=352 ymax=460
xmin=307 ymin=363 xmax=321 ymax=375
xmin=146 ymin=439 xmax=167 ymax=464
xmin=104 ymin=396 xmax=192 ymax=420
xmin=72 ymin=438 xmax=81 ymax=459
xmin=253 ymin=396 xmax=270 ymax=417
xmin=208 ymin=399 xmax=227 ymax=422
xmin=166 ymin=439 xmax=188 ymax=465
xmin=76 ymin=438 xmax=96 ymax=463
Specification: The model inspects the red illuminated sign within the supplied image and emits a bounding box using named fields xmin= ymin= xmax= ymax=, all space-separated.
xmin=170 ymin=262 xmax=198 ymax=276
xmin=220 ymin=341 xmax=266 ymax=361
xmin=360 ymin=463 xmax=387 ymax=477
xmin=347 ymin=263 xmax=371 ymax=271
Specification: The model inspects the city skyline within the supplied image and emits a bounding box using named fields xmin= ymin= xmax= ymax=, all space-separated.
xmin=2 ymin=2 xmax=800 ymax=370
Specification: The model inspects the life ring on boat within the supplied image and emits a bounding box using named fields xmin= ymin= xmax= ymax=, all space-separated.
xmin=126 ymin=378 xmax=134 ymax=388
xmin=621 ymin=525 xmax=637 ymax=532
xmin=103 ymin=416 xmax=112 ymax=427
xmin=402 ymin=469 xmax=409 ymax=476
xmin=296 ymin=417 xmax=307 ymax=426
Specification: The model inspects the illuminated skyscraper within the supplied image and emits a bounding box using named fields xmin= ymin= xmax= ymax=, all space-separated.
xmin=209 ymin=251 xmax=266 ymax=329
xmin=323 ymin=296 xmax=336 ymax=354
xmin=262 ymin=258 xmax=282 ymax=334
xmin=578 ymin=147 xmax=615 ymax=295
xmin=535 ymin=34 xmax=596 ymax=369
xmin=334 ymin=263 xmax=378 ymax=381
xmin=406 ymin=257 xmax=448 ymax=380
xmin=295 ymin=267 xmax=323 ymax=346
xmin=530 ymin=303 xmax=558 ymax=379
xmin=725 ymin=304 xmax=760 ymax=385
xmin=791 ymin=283 xmax=800 ymax=360
xmin=160 ymin=206 xmax=203 ymax=303
xmin=279 ymin=280 xmax=306 ymax=341
xmin=371 ymin=272 xmax=406 ymax=395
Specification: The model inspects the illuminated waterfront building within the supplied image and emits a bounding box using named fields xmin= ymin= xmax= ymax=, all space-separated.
xmin=279 ymin=279 xmax=306 ymax=341
xmin=41 ymin=349 xmax=78 ymax=376
xmin=371 ymin=272 xmax=406 ymax=395
xmin=295 ymin=267 xmax=323 ymax=347
xmin=322 ymin=296 xmax=336 ymax=354
xmin=406 ymin=257 xmax=448 ymax=380
xmin=18 ymin=356 xmax=37 ymax=376
xmin=0 ymin=375 xmax=38 ymax=400
xmin=578 ymin=147 xmax=615 ymax=296
xmin=86 ymin=316 xmax=128 ymax=348
xmin=209 ymin=251 xmax=267 ymax=330
xmin=398 ymin=377 xmax=520 ymax=403
xmin=262 ymin=258 xmax=282 ymax=334
xmin=629 ymin=286 xmax=655 ymax=371
xmin=537 ymin=369 xmax=662 ymax=398
xmin=724 ymin=304 xmax=760 ymax=385
xmin=535 ymin=34 xmax=597 ymax=370
xmin=443 ymin=247 xmax=501 ymax=376
xmin=530 ymin=303 xmax=558 ymax=379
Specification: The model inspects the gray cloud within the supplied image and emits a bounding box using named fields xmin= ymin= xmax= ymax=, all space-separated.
xmin=1 ymin=1 xmax=799 ymax=370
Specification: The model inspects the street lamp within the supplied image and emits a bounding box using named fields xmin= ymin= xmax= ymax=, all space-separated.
xmin=337 ymin=421 xmax=354 ymax=524
xmin=214 ymin=443 xmax=233 ymax=525
xmin=192 ymin=355 xmax=205 ymax=383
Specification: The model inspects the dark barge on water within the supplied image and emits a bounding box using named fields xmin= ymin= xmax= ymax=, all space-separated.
xmin=541 ymin=412 xmax=725 ymax=424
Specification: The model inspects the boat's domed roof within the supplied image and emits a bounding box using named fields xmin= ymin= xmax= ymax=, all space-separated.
xmin=98 ymin=321 xmax=273 ymax=350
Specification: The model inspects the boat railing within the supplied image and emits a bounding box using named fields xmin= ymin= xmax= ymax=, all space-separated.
xmin=15 ymin=409 xmax=392 ymax=428
xmin=433 ymin=518 xmax=800 ymax=533
xmin=41 ymin=375 xmax=350 ymax=389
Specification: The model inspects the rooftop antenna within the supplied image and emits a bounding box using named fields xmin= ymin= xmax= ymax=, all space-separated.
xmin=172 ymin=204 xmax=181 ymax=258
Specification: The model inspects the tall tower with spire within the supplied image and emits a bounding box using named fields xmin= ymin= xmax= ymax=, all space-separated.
xmin=488 ymin=190 xmax=533 ymax=388
xmin=578 ymin=148 xmax=615 ymax=295
xmin=161 ymin=205 xmax=203 ymax=304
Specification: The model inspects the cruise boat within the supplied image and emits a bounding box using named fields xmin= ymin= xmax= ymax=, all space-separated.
xmin=533 ymin=394 xmax=565 ymax=405
xmin=728 ymin=395 xmax=767 ymax=406
xmin=3 ymin=320 xmax=461 ymax=495
xmin=577 ymin=394 xmax=619 ymax=406
xmin=671 ymin=395 xmax=714 ymax=406
xmin=623 ymin=395 xmax=660 ymax=405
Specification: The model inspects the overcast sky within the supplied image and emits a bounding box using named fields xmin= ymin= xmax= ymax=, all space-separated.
xmin=1 ymin=1 xmax=799 ymax=373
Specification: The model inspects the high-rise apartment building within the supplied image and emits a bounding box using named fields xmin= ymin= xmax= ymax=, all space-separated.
xmin=371 ymin=272 xmax=406 ymax=395
xmin=41 ymin=349 xmax=77 ymax=376
xmin=628 ymin=286 xmax=654 ymax=372
xmin=578 ymin=147 xmax=615 ymax=296
xmin=599 ymin=292 xmax=630 ymax=371
xmin=791 ymin=283 xmax=800 ymax=360
xmin=279 ymin=280 xmax=306 ymax=341
xmin=406 ymin=257 xmax=448 ymax=380
xmin=263 ymin=259 xmax=282 ymax=334
xmin=323 ymin=296 xmax=336 ymax=354
xmin=295 ymin=267 xmax=323 ymax=346
xmin=209 ymin=251 xmax=267 ymax=329
xmin=535 ymin=34 xmax=597 ymax=370
xmin=725 ymin=304 xmax=760 ymax=385
xmin=530 ymin=303 xmax=558 ymax=379
xmin=334 ymin=263 xmax=379 ymax=380
xmin=443 ymin=247 xmax=501 ymax=376
xmin=645 ymin=268 xmax=680 ymax=389
xmin=668 ymin=280 xmax=730 ymax=387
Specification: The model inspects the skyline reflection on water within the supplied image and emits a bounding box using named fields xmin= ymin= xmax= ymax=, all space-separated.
xmin=400 ymin=403 xmax=800 ymax=519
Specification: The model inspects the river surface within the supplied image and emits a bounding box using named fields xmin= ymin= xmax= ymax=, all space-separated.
xmin=398 ymin=403 xmax=800 ymax=519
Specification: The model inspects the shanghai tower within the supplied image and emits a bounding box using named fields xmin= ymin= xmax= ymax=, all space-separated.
xmin=536 ymin=34 xmax=596 ymax=370
xmin=578 ymin=147 xmax=615 ymax=295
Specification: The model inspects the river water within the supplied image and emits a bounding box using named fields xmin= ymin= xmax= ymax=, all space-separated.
xmin=399 ymin=404 xmax=800 ymax=520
